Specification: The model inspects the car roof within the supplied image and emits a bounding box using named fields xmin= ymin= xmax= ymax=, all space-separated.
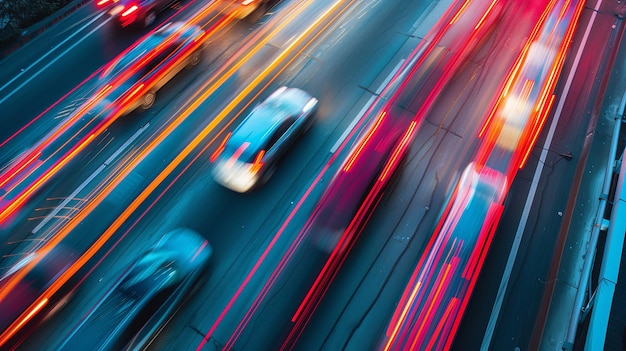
xmin=101 ymin=22 xmax=202 ymax=79
xmin=227 ymin=102 xmax=294 ymax=159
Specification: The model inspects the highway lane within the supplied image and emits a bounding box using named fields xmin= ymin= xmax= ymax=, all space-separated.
xmin=279 ymin=0 xmax=626 ymax=349
xmin=13 ymin=0 xmax=508 ymax=350
xmin=0 ymin=23 xmax=239 ymax=254
xmin=462 ymin=0 xmax=626 ymax=349
xmin=5 ymin=0 xmax=618 ymax=350
xmin=0 ymin=0 xmax=233 ymax=232
xmin=3 ymin=0 xmax=516 ymax=350
xmin=0 ymin=0 xmax=293 ymax=346
xmin=9 ymin=0 xmax=445 ymax=349
xmin=292 ymin=0 xmax=553 ymax=349
xmin=150 ymin=0 xmax=525 ymax=349
xmin=0 ymin=1 xmax=263 ymax=248
xmin=0 ymin=1 xmax=202 ymax=150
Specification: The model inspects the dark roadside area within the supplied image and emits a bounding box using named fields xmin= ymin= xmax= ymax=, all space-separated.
xmin=0 ymin=0 xmax=90 ymax=59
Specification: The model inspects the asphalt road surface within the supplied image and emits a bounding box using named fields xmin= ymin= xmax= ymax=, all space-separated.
xmin=0 ymin=0 xmax=623 ymax=350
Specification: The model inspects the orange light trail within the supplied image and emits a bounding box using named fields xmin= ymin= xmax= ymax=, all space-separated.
xmin=427 ymin=297 xmax=459 ymax=351
xmin=343 ymin=111 xmax=385 ymax=172
xmin=384 ymin=281 xmax=423 ymax=351
xmin=210 ymin=132 xmax=231 ymax=162
xmin=0 ymin=134 xmax=94 ymax=223
xmin=449 ymin=0 xmax=472 ymax=25
xmin=519 ymin=94 xmax=555 ymax=168
xmin=379 ymin=120 xmax=417 ymax=182
xmin=0 ymin=3 xmax=229 ymax=226
xmin=0 ymin=0 xmax=343 ymax=346
xmin=0 ymin=152 xmax=40 ymax=188
xmin=410 ymin=258 xmax=457 ymax=350
xmin=382 ymin=0 xmax=587 ymax=349
xmin=0 ymin=298 xmax=48 ymax=346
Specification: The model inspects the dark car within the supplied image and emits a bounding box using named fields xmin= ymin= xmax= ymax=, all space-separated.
xmin=97 ymin=0 xmax=179 ymax=28
xmin=0 ymin=247 xmax=76 ymax=347
xmin=56 ymin=228 xmax=212 ymax=351
xmin=211 ymin=86 xmax=318 ymax=192
xmin=91 ymin=21 xmax=204 ymax=117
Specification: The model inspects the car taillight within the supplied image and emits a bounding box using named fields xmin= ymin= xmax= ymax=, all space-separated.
xmin=121 ymin=5 xmax=139 ymax=17
xmin=210 ymin=132 xmax=231 ymax=162
xmin=226 ymin=142 xmax=250 ymax=168
xmin=250 ymin=150 xmax=265 ymax=174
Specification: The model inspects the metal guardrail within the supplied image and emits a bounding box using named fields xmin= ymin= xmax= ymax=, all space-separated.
xmin=562 ymin=89 xmax=626 ymax=350
xmin=583 ymin=143 xmax=626 ymax=350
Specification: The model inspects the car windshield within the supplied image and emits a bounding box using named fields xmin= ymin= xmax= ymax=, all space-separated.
xmin=224 ymin=103 xmax=293 ymax=162
xmin=119 ymin=252 xmax=178 ymax=297
xmin=101 ymin=27 xmax=189 ymax=80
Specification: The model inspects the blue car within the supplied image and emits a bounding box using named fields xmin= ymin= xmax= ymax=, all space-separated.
xmin=212 ymin=87 xmax=318 ymax=192
xmin=56 ymin=228 xmax=212 ymax=351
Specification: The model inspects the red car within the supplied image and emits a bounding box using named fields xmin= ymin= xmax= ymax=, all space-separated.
xmin=91 ymin=22 xmax=205 ymax=117
xmin=97 ymin=0 xmax=180 ymax=28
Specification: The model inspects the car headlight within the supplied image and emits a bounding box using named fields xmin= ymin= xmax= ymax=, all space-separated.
xmin=213 ymin=161 xmax=259 ymax=193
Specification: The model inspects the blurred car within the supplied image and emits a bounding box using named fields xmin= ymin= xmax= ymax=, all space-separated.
xmin=0 ymin=246 xmax=77 ymax=347
xmin=97 ymin=0 xmax=179 ymax=28
xmin=56 ymin=228 xmax=212 ymax=351
xmin=220 ymin=0 xmax=271 ymax=20
xmin=211 ymin=87 xmax=318 ymax=192
xmin=90 ymin=21 xmax=204 ymax=117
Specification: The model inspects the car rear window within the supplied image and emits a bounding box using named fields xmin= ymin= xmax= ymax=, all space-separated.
xmin=101 ymin=29 xmax=190 ymax=80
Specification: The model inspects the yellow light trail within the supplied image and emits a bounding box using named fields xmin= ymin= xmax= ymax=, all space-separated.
xmin=474 ymin=0 xmax=499 ymax=31
xmin=449 ymin=0 xmax=472 ymax=25
xmin=0 ymin=134 xmax=95 ymax=223
xmin=0 ymin=0 xmax=354 ymax=346
xmin=384 ymin=281 xmax=423 ymax=351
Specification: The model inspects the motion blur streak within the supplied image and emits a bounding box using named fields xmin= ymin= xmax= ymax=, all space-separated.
xmin=519 ymin=94 xmax=555 ymax=168
xmin=379 ymin=120 xmax=417 ymax=182
xmin=0 ymin=1 xmax=277 ymax=345
xmin=267 ymin=1 xmax=510 ymax=350
xmin=343 ymin=111 xmax=385 ymax=173
xmin=198 ymin=0 xmax=361 ymax=349
xmin=382 ymin=164 xmax=507 ymax=351
xmin=0 ymin=0 xmax=333 ymax=346
xmin=0 ymin=153 xmax=40 ymax=188
xmin=0 ymin=134 xmax=94 ymax=224
xmin=0 ymin=1 xmax=224 ymax=225
xmin=448 ymin=0 xmax=471 ymax=25
xmin=474 ymin=0 xmax=499 ymax=31
xmin=381 ymin=0 xmax=585 ymax=349
xmin=1 ymin=297 xmax=49 ymax=347
xmin=289 ymin=120 xmax=417 ymax=331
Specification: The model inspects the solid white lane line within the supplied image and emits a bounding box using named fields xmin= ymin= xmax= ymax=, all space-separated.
xmin=32 ymin=122 xmax=150 ymax=234
xmin=480 ymin=0 xmax=604 ymax=349
xmin=0 ymin=12 xmax=108 ymax=105
xmin=331 ymin=58 xmax=406 ymax=153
